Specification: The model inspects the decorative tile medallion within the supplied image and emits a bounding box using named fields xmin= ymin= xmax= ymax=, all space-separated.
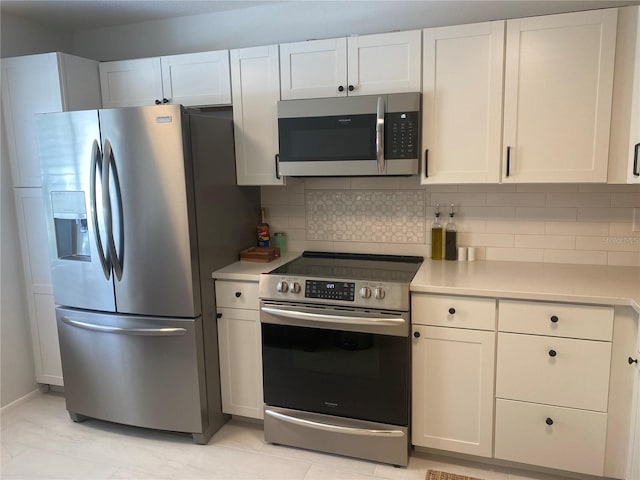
xmin=306 ymin=190 xmax=425 ymax=243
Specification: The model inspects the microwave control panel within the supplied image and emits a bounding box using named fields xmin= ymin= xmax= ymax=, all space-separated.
xmin=385 ymin=111 xmax=419 ymax=159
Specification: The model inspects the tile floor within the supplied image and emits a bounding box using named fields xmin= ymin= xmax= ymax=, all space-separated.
xmin=1 ymin=392 xmax=574 ymax=480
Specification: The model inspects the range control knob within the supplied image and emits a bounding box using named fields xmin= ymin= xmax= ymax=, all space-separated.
xmin=276 ymin=281 xmax=289 ymax=293
xmin=359 ymin=287 xmax=372 ymax=299
xmin=374 ymin=287 xmax=386 ymax=300
xmin=291 ymin=282 xmax=301 ymax=294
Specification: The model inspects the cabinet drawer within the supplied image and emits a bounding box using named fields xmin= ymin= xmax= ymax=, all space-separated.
xmin=412 ymin=294 xmax=496 ymax=330
xmin=496 ymin=332 xmax=611 ymax=411
xmin=498 ymin=300 xmax=613 ymax=341
xmin=495 ymin=398 xmax=607 ymax=476
xmin=215 ymin=281 xmax=259 ymax=310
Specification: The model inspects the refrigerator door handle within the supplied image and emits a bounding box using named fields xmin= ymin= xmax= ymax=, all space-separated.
xmin=103 ymin=139 xmax=124 ymax=281
xmin=61 ymin=316 xmax=187 ymax=336
xmin=90 ymin=139 xmax=111 ymax=279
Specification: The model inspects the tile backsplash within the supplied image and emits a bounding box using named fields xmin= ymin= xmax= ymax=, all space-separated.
xmin=261 ymin=177 xmax=640 ymax=267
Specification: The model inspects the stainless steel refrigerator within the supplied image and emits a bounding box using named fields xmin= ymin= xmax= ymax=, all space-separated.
xmin=35 ymin=105 xmax=260 ymax=443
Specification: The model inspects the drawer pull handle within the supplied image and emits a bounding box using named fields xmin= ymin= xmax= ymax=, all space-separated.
xmin=630 ymin=357 xmax=638 ymax=365
xmin=413 ymin=331 xmax=420 ymax=338
xmin=550 ymin=315 xmax=558 ymax=323
xmin=216 ymin=313 xmax=222 ymax=319
xmin=548 ymin=349 xmax=557 ymax=357
xmin=545 ymin=417 xmax=554 ymax=426
xmin=235 ymin=292 xmax=242 ymax=298
xmin=448 ymin=307 xmax=456 ymax=315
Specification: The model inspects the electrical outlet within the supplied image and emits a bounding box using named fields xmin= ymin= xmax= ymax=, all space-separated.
xmin=634 ymin=208 xmax=640 ymax=232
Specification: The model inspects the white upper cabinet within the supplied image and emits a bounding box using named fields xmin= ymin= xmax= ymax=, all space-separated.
xmin=100 ymin=50 xmax=231 ymax=108
xmin=280 ymin=30 xmax=421 ymax=99
xmin=1 ymin=53 xmax=101 ymax=187
xmin=230 ymin=45 xmax=284 ymax=186
xmin=421 ymin=21 xmax=504 ymax=184
xmin=608 ymin=6 xmax=640 ymax=184
xmin=502 ymin=9 xmax=618 ymax=183
xmin=347 ymin=30 xmax=422 ymax=96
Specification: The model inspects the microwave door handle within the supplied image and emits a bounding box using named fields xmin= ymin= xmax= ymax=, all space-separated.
xmin=376 ymin=95 xmax=385 ymax=174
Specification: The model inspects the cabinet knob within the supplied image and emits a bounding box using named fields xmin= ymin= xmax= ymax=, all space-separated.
xmin=154 ymin=99 xmax=161 ymax=105
xmin=338 ymin=85 xmax=345 ymax=92
xmin=448 ymin=307 xmax=456 ymax=315
xmin=162 ymin=98 xmax=169 ymax=104
xmin=629 ymin=357 xmax=638 ymax=365
xmin=235 ymin=291 xmax=242 ymax=298
xmin=545 ymin=417 xmax=554 ymax=426
xmin=216 ymin=313 xmax=222 ymax=319
xmin=550 ymin=315 xmax=559 ymax=323
xmin=413 ymin=331 xmax=420 ymax=338
xmin=348 ymin=85 xmax=354 ymax=91
xmin=548 ymin=349 xmax=557 ymax=357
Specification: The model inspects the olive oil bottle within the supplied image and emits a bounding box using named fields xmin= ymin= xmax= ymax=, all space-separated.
xmin=431 ymin=204 xmax=443 ymax=260
xmin=445 ymin=204 xmax=457 ymax=260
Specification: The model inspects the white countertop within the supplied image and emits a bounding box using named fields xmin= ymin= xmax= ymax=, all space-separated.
xmin=411 ymin=260 xmax=640 ymax=312
xmin=212 ymin=251 xmax=302 ymax=282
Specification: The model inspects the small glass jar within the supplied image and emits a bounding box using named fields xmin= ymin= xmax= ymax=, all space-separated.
xmin=273 ymin=232 xmax=287 ymax=255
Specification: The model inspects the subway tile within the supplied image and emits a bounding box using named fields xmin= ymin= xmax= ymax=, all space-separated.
xmin=456 ymin=220 xmax=487 ymax=233
xmin=487 ymin=193 xmax=546 ymax=207
xmin=544 ymin=221 xmax=609 ymax=236
xmin=543 ymin=249 xmax=607 ymax=265
xmin=516 ymin=207 xmax=577 ymax=221
xmin=429 ymin=193 xmax=486 ymax=207
xmin=288 ymin=216 xmax=307 ymax=229
xmin=458 ymin=184 xmax=517 ymax=193
xmin=514 ymin=234 xmax=575 ymax=250
xmin=304 ymin=178 xmax=351 ymax=190
xmin=516 ymin=184 xmax=578 ymax=193
xmin=485 ymin=247 xmax=544 ymax=262
xmin=578 ymin=183 xmax=640 ymax=193
xmin=609 ymin=221 xmax=640 ymax=237
xmin=607 ymin=251 xmax=640 ymax=267
xmin=611 ymin=192 xmax=640 ymax=207
xmin=458 ymin=232 xmax=514 ymax=248
xmin=381 ymin=243 xmax=431 ymax=257
xmin=485 ymin=221 xmax=545 ymax=235
xmin=577 ymin=207 xmax=634 ymax=222
xmin=463 ymin=206 xmax=516 ymax=220
xmin=545 ymin=192 xmax=610 ymax=208
xmin=424 ymin=185 xmax=459 ymax=193
xmin=269 ymin=204 xmax=306 ymax=217
xmin=576 ymin=235 xmax=640 ymax=252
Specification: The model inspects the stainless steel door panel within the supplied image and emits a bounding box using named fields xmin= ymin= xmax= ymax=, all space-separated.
xmin=56 ymin=306 xmax=205 ymax=434
xmin=37 ymin=110 xmax=115 ymax=311
xmin=99 ymin=105 xmax=199 ymax=317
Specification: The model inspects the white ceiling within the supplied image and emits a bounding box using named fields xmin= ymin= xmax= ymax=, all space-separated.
xmin=2 ymin=0 xmax=639 ymax=33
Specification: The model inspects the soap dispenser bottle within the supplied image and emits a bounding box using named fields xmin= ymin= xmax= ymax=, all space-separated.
xmin=431 ymin=204 xmax=443 ymax=260
xmin=445 ymin=204 xmax=457 ymax=260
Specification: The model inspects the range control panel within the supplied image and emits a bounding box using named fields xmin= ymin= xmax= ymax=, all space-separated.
xmin=305 ymin=280 xmax=355 ymax=301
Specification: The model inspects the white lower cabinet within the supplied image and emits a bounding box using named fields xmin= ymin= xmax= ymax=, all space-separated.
xmin=495 ymin=398 xmax=608 ymax=476
xmin=628 ymin=323 xmax=640 ymax=480
xmin=411 ymin=294 xmax=496 ymax=457
xmin=215 ymin=280 xmax=263 ymax=419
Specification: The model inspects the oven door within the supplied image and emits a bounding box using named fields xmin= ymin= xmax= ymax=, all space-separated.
xmin=260 ymin=301 xmax=410 ymax=426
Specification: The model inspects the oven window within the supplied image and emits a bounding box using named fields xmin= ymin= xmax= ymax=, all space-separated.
xmin=278 ymin=114 xmax=376 ymax=162
xmin=262 ymin=323 xmax=409 ymax=426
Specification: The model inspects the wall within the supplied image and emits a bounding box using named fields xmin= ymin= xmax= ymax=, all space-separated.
xmin=0 ymin=13 xmax=73 ymax=58
xmin=0 ymin=121 xmax=37 ymax=407
xmin=262 ymin=178 xmax=640 ymax=266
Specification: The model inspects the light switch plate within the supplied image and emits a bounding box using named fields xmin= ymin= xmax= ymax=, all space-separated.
xmin=634 ymin=208 xmax=640 ymax=232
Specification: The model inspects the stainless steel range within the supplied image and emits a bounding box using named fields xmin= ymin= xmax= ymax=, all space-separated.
xmin=258 ymin=251 xmax=423 ymax=466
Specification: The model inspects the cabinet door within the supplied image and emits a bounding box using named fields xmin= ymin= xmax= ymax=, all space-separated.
xmin=628 ymin=327 xmax=640 ymax=480
xmin=14 ymin=188 xmax=62 ymax=385
xmin=160 ymin=51 xmax=231 ymax=106
xmin=412 ymin=325 xmax=495 ymax=457
xmin=230 ymin=46 xmax=284 ymax=186
xmin=99 ymin=58 xmax=163 ymax=107
xmin=347 ymin=30 xmax=421 ymax=96
xmin=503 ymin=9 xmax=617 ymax=183
xmin=280 ymin=38 xmax=348 ymax=99
xmin=1 ymin=53 xmax=63 ymax=187
xmin=421 ymin=21 xmax=504 ymax=184
xmin=628 ymin=7 xmax=640 ymax=183
xmin=217 ymin=307 xmax=263 ymax=419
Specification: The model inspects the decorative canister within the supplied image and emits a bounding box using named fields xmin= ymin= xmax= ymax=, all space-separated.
xmin=273 ymin=232 xmax=287 ymax=255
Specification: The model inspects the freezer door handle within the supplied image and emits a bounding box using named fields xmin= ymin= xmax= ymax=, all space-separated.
xmin=103 ymin=139 xmax=124 ymax=281
xmin=61 ymin=316 xmax=187 ymax=336
xmin=90 ymin=139 xmax=111 ymax=279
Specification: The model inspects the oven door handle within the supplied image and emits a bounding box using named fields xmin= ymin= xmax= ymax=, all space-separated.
xmin=265 ymin=409 xmax=405 ymax=438
xmin=260 ymin=306 xmax=406 ymax=327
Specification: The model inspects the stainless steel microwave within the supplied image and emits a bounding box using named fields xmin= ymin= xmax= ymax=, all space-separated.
xmin=277 ymin=92 xmax=420 ymax=177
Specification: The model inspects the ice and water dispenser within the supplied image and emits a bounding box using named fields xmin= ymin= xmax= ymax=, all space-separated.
xmin=51 ymin=191 xmax=91 ymax=261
